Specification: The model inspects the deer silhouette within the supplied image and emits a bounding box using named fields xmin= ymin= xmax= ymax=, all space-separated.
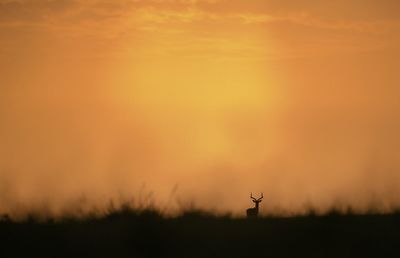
xmin=246 ymin=193 xmax=263 ymax=218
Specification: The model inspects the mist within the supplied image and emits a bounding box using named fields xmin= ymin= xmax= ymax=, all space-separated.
xmin=1 ymin=0 xmax=400 ymax=219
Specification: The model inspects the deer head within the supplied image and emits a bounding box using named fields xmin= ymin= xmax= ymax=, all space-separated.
xmin=250 ymin=192 xmax=263 ymax=204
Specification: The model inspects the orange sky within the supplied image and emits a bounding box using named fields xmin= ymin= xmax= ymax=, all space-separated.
xmin=1 ymin=0 xmax=400 ymax=218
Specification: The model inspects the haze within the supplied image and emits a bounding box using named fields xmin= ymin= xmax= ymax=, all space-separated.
xmin=1 ymin=0 xmax=400 ymax=218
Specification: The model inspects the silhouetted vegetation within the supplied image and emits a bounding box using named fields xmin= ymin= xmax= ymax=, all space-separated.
xmin=1 ymin=208 xmax=400 ymax=258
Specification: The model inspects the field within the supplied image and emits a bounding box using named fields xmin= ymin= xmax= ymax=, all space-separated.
xmin=1 ymin=208 xmax=399 ymax=258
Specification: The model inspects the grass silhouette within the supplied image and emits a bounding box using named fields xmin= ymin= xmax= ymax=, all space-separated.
xmin=1 ymin=206 xmax=400 ymax=258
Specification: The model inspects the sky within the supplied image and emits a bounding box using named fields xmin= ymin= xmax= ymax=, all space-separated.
xmin=1 ymin=0 xmax=400 ymax=218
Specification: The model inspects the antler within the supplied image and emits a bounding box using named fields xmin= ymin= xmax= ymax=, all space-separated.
xmin=258 ymin=192 xmax=264 ymax=201
xmin=250 ymin=192 xmax=257 ymax=201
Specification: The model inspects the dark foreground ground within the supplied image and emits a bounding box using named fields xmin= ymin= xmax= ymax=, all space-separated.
xmin=1 ymin=210 xmax=400 ymax=258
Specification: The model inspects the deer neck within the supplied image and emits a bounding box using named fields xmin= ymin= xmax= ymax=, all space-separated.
xmin=254 ymin=202 xmax=259 ymax=210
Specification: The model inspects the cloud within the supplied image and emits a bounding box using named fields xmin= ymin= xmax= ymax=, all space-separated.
xmin=0 ymin=0 xmax=78 ymax=22
xmin=1 ymin=0 xmax=399 ymax=42
xmin=2 ymin=0 xmax=399 ymax=25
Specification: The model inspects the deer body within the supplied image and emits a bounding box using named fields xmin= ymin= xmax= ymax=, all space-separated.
xmin=246 ymin=193 xmax=263 ymax=218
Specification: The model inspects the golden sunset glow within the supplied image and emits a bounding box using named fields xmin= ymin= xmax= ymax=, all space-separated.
xmin=1 ymin=0 xmax=400 ymax=218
